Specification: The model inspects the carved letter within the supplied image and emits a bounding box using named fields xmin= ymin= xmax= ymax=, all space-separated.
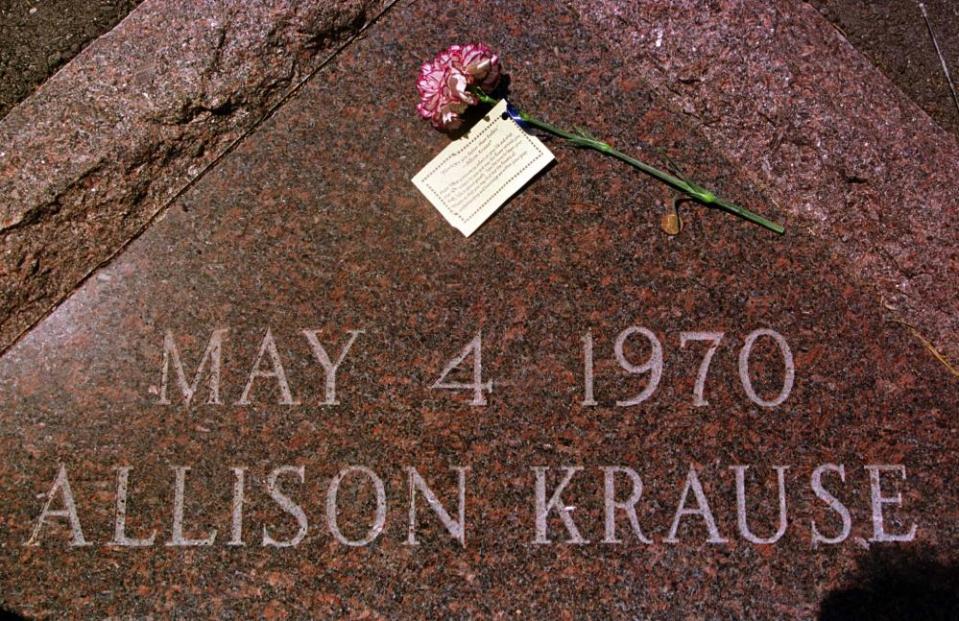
xmin=229 ymin=467 xmax=246 ymax=546
xmin=533 ymin=466 xmax=588 ymax=544
xmin=811 ymin=463 xmax=851 ymax=545
xmin=25 ymin=465 xmax=89 ymax=547
xmin=866 ymin=465 xmax=917 ymax=542
xmin=159 ymin=328 xmax=227 ymax=405
xmin=263 ymin=466 xmax=308 ymax=548
xmin=731 ymin=465 xmax=788 ymax=544
xmin=602 ymin=466 xmax=652 ymax=544
xmin=110 ymin=467 xmax=156 ymax=547
xmin=405 ymin=467 xmax=468 ymax=546
xmin=665 ymin=465 xmax=727 ymax=544
xmin=302 ymin=329 xmax=363 ymax=405
xmin=238 ymin=328 xmax=297 ymax=405
xmin=326 ymin=466 xmax=386 ymax=546
xmin=166 ymin=466 xmax=216 ymax=546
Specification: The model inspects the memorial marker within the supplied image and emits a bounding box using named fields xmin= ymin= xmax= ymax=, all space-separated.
xmin=0 ymin=0 xmax=956 ymax=618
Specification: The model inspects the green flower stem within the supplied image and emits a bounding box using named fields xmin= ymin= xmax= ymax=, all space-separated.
xmin=475 ymin=91 xmax=784 ymax=235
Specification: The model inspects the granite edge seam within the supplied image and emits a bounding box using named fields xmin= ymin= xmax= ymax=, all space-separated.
xmin=0 ymin=0 xmax=396 ymax=356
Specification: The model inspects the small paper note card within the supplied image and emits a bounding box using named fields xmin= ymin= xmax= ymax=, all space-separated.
xmin=412 ymin=99 xmax=554 ymax=236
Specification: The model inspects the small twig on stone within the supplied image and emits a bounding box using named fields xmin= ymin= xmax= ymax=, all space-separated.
xmin=895 ymin=318 xmax=959 ymax=380
xmin=917 ymin=1 xmax=959 ymax=122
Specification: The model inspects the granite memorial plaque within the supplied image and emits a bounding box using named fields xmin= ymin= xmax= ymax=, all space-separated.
xmin=1 ymin=0 xmax=957 ymax=618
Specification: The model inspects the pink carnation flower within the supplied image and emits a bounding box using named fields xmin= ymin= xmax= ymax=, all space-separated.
xmin=416 ymin=43 xmax=502 ymax=131
xmin=412 ymin=43 xmax=786 ymax=235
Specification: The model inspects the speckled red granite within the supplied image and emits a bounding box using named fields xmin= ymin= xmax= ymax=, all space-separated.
xmin=0 ymin=0 xmax=955 ymax=619
xmin=575 ymin=0 xmax=959 ymax=364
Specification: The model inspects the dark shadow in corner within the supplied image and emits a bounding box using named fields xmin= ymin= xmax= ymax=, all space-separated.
xmin=819 ymin=548 xmax=959 ymax=621
xmin=0 ymin=608 xmax=30 ymax=620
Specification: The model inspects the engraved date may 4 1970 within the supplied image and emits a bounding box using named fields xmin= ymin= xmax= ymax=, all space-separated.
xmin=153 ymin=327 xmax=795 ymax=409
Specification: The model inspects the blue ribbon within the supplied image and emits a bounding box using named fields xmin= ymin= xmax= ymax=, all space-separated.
xmin=505 ymin=102 xmax=528 ymax=130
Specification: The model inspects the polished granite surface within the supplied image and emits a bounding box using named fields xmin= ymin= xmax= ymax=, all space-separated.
xmin=0 ymin=0 xmax=956 ymax=617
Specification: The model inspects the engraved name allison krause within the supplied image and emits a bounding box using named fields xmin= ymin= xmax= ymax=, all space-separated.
xmin=24 ymin=328 xmax=917 ymax=548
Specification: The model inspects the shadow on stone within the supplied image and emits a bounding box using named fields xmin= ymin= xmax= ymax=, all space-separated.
xmin=446 ymin=74 xmax=513 ymax=140
xmin=819 ymin=548 xmax=959 ymax=620
xmin=0 ymin=608 xmax=30 ymax=620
